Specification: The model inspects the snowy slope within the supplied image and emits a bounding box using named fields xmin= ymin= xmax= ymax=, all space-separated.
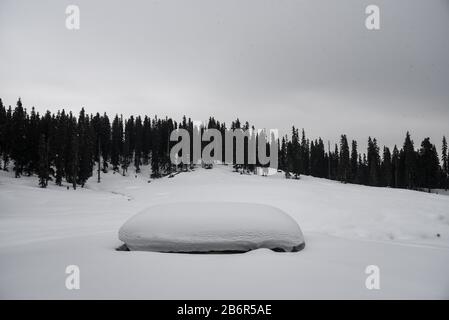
xmin=1 ymin=165 xmax=449 ymax=299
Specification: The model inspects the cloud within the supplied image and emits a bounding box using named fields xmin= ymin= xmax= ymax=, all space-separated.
xmin=0 ymin=0 xmax=448 ymax=151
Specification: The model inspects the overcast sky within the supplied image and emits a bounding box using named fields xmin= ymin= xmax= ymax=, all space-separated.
xmin=0 ymin=0 xmax=448 ymax=151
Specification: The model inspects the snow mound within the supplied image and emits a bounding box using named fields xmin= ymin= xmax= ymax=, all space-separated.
xmin=118 ymin=202 xmax=305 ymax=253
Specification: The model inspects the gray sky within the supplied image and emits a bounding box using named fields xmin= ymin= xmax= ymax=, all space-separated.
xmin=0 ymin=0 xmax=448 ymax=152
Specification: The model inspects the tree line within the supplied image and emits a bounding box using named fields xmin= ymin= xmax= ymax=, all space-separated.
xmin=278 ymin=127 xmax=448 ymax=191
xmin=0 ymin=98 xmax=448 ymax=191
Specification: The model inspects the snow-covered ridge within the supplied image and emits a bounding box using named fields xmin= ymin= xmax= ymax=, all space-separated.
xmin=118 ymin=202 xmax=305 ymax=253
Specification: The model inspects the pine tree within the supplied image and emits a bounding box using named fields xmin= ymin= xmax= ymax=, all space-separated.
xmin=358 ymin=153 xmax=369 ymax=185
xmin=338 ymin=135 xmax=350 ymax=183
xmin=418 ymin=138 xmax=440 ymax=191
xmin=442 ymin=136 xmax=448 ymax=190
xmin=403 ymin=132 xmax=416 ymax=189
xmin=150 ymin=117 xmax=161 ymax=178
xmin=11 ymin=98 xmax=27 ymax=177
xmin=40 ymin=110 xmax=55 ymax=178
xmin=100 ymin=113 xmax=111 ymax=172
xmin=97 ymin=132 xmax=101 ymax=183
xmin=26 ymin=107 xmax=40 ymax=175
xmin=66 ymin=116 xmax=79 ymax=189
xmin=300 ymin=129 xmax=309 ymax=175
xmin=326 ymin=141 xmax=331 ymax=179
xmin=1 ymin=105 xmax=12 ymax=170
xmin=0 ymin=99 xmax=7 ymax=169
xmin=330 ymin=144 xmax=339 ymax=180
xmin=111 ymin=115 xmax=123 ymax=172
xmin=54 ymin=110 xmax=67 ymax=186
xmin=142 ymin=116 xmax=152 ymax=166
xmin=121 ymin=122 xmax=131 ymax=176
xmin=38 ymin=134 xmax=49 ymax=188
xmin=350 ymin=140 xmax=358 ymax=183
xmin=279 ymin=136 xmax=287 ymax=172
xmin=367 ymin=137 xmax=380 ymax=186
xmin=71 ymin=132 xmax=79 ymax=190
xmin=309 ymin=138 xmax=326 ymax=178
xmin=77 ymin=108 xmax=93 ymax=187
xmin=287 ymin=127 xmax=300 ymax=178
xmin=392 ymin=145 xmax=399 ymax=188
xmin=355 ymin=154 xmax=364 ymax=184
xmin=381 ymin=147 xmax=392 ymax=187
xmin=134 ymin=116 xmax=143 ymax=173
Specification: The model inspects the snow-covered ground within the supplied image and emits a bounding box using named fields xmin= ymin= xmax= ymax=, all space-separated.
xmin=1 ymin=165 xmax=449 ymax=299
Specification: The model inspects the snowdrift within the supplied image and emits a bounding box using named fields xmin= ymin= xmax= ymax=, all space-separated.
xmin=118 ymin=202 xmax=305 ymax=253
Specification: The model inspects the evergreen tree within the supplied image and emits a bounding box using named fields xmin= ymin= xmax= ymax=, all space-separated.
xmin=355 ymin=154 xmax=364 ymax=184
xmin=330 ymin=144 xmax=339 ymax=180
xmin=11 ymin=99 xmax=27 ymax=177
xmin=367 ymin=137 xmax=380 ymax=186
xmin=1 ymin=105 xmax=12 ymax=170
xmin=66 ymin=115 xmax=79 ymax=189
xmin=300 ymin=129 xmax=310 ymax=175
xmin=100 ymin=113 xmax=111 ymax=172
xmin=91 ymin=113 xmax=102 ymax=182
xmin=356 ymin=153 xmax=369 ymax=185
xmin=121 ymin=119 xmax=132 ymax=176
xmin=111 ymin=115 xmax=123 ymax=171
xmin=287 ymin=127 xmax=300 ymax=178
xmin=381 ymin=147 xmax=392 ymax=187
xmin=38 ymin=134 xmax=49 ymax=188
xmin=418 ymin=138 xmax=440 ymax=191
xmin=142 ymin=116 xmax=152 ymax=165
xmin=0 ymin=99 xmax=8 ymax=170
xmin=442 ymin=136 xmax=448 ymax=190
xmin=403 ymin=132 xmax=417 ymax=189
xmin=150 ymin=117 xmax=161 ymax=178
xmin=309 ymin=138 xmax=326 ymax=178
xmin=54 ymin=111 xmax=67 ymax=186
xmin=26 ymin=107 xmax=40 ymax=175
xmin=279 ymin=136 xmax=288 ymax=172
xmin=391 ymin=145 xmax=400 ymax=188
xmin=77 ymin=108 xmax=93 ymax=187
xmin=350 ymin=140 xmax=358 ymax=183
xmin=134 ymin=116 xmax=143 ymax=173
xmin=338 ymin=135 xmax=350 ymax=183
xmin=40 ymin=110 xmax=55 ymax=178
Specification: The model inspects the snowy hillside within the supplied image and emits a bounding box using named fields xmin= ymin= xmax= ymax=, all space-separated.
xmin=1 ymin=165 xmax=449 ymax=299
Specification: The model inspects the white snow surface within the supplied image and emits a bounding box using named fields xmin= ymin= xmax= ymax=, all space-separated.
xmin=118 ymin=202 xmax=305 ymax=252
xmin=1 ymin=165 xmax=449 ymax=299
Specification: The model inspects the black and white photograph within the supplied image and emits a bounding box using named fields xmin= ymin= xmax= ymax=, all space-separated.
xmin=0 ymin=0 xmax=448 ymax=306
